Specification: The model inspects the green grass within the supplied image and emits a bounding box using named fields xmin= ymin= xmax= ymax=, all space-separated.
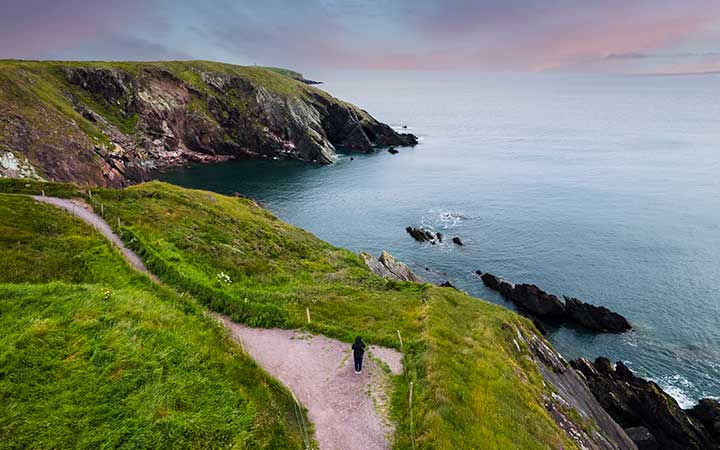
xmin=0 ymin=180 xmax=585 ymax=449
xmin=0 ymin=193 xmax=308 ymax=449
xmin=261 ymin=67 xmax=309 ymax=82
xmin=25 ymin=180 xmax=578 ymax=450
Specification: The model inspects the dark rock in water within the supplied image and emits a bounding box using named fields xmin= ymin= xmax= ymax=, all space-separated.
xmin=624 ymin=427 xmax=658 ymax=450
xmin=406 ymin=226 xmax=436 ymax=242
xmin=360 ymin=250 xmax=423 ymax=283
xmin=350 ymin=157 xmax=354 ymax=160
xmin=452 ymin=236 xmax=463 ymax=246
xmin=436 ymin=232 xmax=443 ymax=242
xmin=532 ymin=318 xmax=547 ymax=335
xmin=498 ymin=281 xmax=515 ymax=299
xmin=402 ymin=125 xmax=408 ymax=129
xmin=388 ymin=147 xmax=399 ymax=154
xmin=689 ymin=399 xmax=720 ymax=439
xmin=565 ymin=296 xmax=632 ymax=332
xmin=480 ymin=272 xmax=501 ymax=290
xmin=512 ymin=284 xmax=567 ymax=319
xmin=571 ymin=357 xmax=720 ymax=450
xmin=475 ymin=270 xmax=483 ymax=276
xmin=478 ymin=272 xmax=629 ymax=333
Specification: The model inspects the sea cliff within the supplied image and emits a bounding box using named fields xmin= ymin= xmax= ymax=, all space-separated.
xmin=0 ymin=60 xmax=416 ymax=187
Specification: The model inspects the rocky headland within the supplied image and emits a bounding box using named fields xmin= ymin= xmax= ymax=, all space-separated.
xmin=479 ymin=271 xmax=632 ymax=333
xmin=0 ymin=61 xmax=417 ymax=187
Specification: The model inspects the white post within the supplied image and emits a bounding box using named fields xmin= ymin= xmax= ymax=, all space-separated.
xmin=306 ymin=307 xmax=311 ymax=324
xmin=397 ymin=329 xmax=404 ymax=349
xmin=100 ymin=203 xmax=104 ymax=217
xmin=41 ymin=189 xmax=45 ymax=197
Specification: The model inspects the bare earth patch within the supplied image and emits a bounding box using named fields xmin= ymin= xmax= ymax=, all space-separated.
xmin=218 ymin=316 xmax=404 ymax=450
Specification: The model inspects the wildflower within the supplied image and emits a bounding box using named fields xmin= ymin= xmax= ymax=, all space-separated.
xmin=217 ymin=271 xmax=232 ymax=284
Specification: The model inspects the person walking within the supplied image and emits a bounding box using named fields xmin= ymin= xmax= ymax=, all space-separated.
xmin=352 ymin=336 xmax=366 ymax=374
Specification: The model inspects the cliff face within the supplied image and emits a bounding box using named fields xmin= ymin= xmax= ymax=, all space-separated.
xmin=0 ymin=61 xmax=416 ymax=187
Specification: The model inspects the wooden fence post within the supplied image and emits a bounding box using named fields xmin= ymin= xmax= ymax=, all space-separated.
xmin=409 ymin=381 xmax=416 ymax=450
xmin=306 ymin=307 xmax=311 ymax=324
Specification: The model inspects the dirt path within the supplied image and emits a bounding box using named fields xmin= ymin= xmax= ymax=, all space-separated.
xmin=218 ymin=317 xmax=403 ymax=450
xmin=32 ymin=196 xmax=159 ymax=283
xmin=34 ymin=195 xmax=404 ymax=450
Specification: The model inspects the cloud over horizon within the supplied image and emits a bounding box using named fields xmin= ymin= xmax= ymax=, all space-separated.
xmin=2 ymin=0 xmax=720 ymax=73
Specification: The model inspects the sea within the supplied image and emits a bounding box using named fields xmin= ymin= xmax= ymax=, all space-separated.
xmin=160 ymin=70 xmax=720 ymax=407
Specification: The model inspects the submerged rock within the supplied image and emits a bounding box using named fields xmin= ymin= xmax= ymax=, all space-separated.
xmin=452 ymin=236 xmax=463 ymax=246
xmin=571 ymin=357 xmax=720 ymax=450
xmin=361 ymin=251 xmax=423 ymax=283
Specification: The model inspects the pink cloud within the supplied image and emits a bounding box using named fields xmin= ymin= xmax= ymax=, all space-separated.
xmin=289 ymin=1 xmax=720 ymax=71
xmin=0 ymin=0 xmax=150 ymax=58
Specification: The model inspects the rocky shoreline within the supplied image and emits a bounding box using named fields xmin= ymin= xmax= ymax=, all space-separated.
xmin=478 ymin=271 xmax=632 ymax=333
xmin=361 ymin=251 xmax=720 ymax=449
xmin=572 ymin=357 xmax=720 ymax=450
xmin=0 ymin=61 xmax=417 ymax=187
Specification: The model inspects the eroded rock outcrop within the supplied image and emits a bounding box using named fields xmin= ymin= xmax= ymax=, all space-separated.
xmin=479 ymin=271 xmax=631 ymax=333
xmin=405 ymin=226 xmax=436 ymax=242
xmin=510 ymin=325 xmax=638 ymax=450
xmin=565 ymin=296 xmax=632 ymax=332
xmin=0 ymin=61 xmax=417 ymax=187
xmin=361 ymin=251 xmax=423 ymax=282
xmin=571 ymin=357 xmax=720 ymax=450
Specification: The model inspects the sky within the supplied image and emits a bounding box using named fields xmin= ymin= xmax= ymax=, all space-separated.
xmin=2 ymin=0 xmax=720 ymax=74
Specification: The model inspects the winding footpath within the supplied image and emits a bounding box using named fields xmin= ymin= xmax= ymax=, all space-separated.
xmin=33 ymin=195 xmax=404 ymax=450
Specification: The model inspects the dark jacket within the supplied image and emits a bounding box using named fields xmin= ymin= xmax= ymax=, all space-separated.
xmin=352 ymin=338 xmax=365 ymax=358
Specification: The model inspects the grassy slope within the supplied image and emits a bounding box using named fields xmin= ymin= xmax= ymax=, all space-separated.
xmin=0 ymin=193 xmax=308 ymax=449
xmin=0 ymin=180 xmax=580 ymax=449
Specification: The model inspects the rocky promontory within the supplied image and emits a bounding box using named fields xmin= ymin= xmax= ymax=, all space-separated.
xmin=0 ymin=61 xmax=417 ymax=187
xmin=479 ymin=272 xmax=631 ymax=332
xmin=572 ymin=357 xmax=720 ymax=450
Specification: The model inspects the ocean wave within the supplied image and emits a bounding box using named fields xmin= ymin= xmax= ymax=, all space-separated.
xmin=421 ymin=209 xmax=468 ymax=230
xmin=652 ymin=374 xmax=696 ymax=408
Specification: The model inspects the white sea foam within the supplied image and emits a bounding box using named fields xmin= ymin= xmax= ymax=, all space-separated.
xmin=652 ymin=374 xmax=696 ymax=408
xmin=422 ymin=209 xmax=467 ymax=230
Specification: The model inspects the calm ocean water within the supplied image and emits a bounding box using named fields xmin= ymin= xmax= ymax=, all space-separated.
xmin=160 ymin=71 xmax=720 ymax=407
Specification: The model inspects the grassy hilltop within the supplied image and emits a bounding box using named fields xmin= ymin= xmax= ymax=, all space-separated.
xmin=0 ymin=179 xmax=593 ymax=449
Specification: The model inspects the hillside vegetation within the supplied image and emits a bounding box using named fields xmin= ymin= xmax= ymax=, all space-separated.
xmin=0 ymin=179 xmax=602 ymax=449
xmin=0 ymin=192 xmax=308 ymax=449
